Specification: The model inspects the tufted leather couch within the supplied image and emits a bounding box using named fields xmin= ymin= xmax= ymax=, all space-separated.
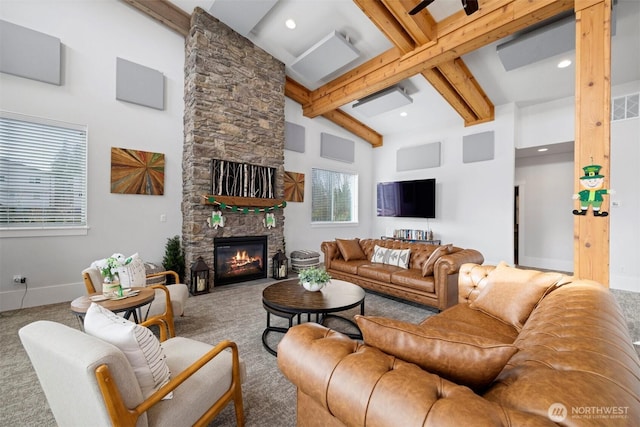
xmin=278 ymin=264 xmax=640 ymax=426
xmin=321 ymin=238 xmax=484 ymax=311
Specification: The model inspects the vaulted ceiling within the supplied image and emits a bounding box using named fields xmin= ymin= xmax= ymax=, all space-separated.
xmin=123 ymin=0 xmax=640 ymax=147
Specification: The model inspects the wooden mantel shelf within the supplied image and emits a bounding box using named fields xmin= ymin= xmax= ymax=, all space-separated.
xmin=202 ymin=195 xmax=286 ymax=209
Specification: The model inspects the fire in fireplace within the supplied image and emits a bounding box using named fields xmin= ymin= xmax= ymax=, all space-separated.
xmin=214 ymin=236 xmax=268 ymax=285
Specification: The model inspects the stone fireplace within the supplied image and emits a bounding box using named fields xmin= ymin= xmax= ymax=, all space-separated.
xmin=182 ymin=8 xmax=286 ymax=289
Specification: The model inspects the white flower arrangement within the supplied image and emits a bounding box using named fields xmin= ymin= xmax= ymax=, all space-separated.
xmin=92 ymin=253 xmax=132 ymax=283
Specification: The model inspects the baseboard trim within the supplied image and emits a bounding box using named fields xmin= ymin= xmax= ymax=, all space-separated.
xmin=0 ymin=282 xmax=84 ymax=312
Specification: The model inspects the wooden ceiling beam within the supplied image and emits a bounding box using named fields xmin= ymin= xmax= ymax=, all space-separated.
xmin=305 ymin=0 xmax=574 ymax=118
xmin=285 ymin=77 xmax=383 ymax=147
xmin=122 ymin=0 xmax=190 ymax=36
xmin=375 ymin=0 xmax=494 ymax=125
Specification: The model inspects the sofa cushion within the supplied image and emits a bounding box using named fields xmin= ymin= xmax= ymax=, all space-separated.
xmin=421 ymin=244 xmax=452 ymax=277
xmin=336 ymin=239 xmax=366 ymax=261
xmin=371 ymin=245 xmax=411 ymax=269
xmin=355 ymin=315 xmax=517 ymax=391
xmin=329 ymin=259 xmax=368 ymax=275
xmin=84 ymin=303 xmax=172 ymax=400
xmin=469 ymin=262 xmax=565 ymax=330
xmin=357 ymin=264 xmax=403 ymax=283
xmin=422 ymin=304 xmax=519 ymax=343
xmin=390 ymin=269 xmax=435 ymax=293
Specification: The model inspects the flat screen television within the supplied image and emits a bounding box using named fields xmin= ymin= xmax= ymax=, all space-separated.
xmin=376 ymin=178 xmax=436 ymax=218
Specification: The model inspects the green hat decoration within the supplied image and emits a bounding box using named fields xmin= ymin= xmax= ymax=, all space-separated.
xmin=580 ymin=164 xmax=604 ymax=179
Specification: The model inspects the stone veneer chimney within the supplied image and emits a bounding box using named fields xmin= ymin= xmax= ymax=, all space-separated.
xmin=182 ymin=8 xmax=286 ymax=288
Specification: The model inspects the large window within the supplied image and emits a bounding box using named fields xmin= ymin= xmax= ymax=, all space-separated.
xmin=0 ymin=111 xmax=87 ymax=233
xmin=311 ymin=168 xmax=358 ymax=223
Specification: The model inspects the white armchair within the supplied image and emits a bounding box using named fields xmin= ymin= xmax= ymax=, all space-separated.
xmin=19 ymin=319 xmax=245 ymax=427
xmin=83 ymin=264 xmax=189 ymax=337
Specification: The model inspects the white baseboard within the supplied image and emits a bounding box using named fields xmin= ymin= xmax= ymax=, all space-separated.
xmin=0 ymin=282 xmax=85 ymax=312
xmin=609 ymin=274 xmax=640 ymax=293
xmin=516 ymin=256 xmax=573 ymax=273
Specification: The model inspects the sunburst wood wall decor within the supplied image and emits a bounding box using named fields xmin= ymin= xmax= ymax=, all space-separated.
xmin=111 ymin=147 xmax=165 ymax=195
xmin=284 ymin=171 xmax=304 ymax=202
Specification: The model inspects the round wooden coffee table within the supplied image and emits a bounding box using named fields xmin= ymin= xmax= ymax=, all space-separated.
xmin=70 ymin=287 xmax=155 ymax=326
xmin=262 ymin=279 xmax=365 ymax=355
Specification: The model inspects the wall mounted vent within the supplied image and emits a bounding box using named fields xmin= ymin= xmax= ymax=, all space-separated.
xmin=612 ymin=93 xmax=639 ymax=121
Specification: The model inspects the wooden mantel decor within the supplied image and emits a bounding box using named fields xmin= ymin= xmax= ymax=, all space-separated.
xmin=202 ymin=195 xmax=286 ymax=212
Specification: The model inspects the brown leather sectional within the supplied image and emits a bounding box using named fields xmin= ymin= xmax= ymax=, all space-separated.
xmin=321 ymin=238 xmax=484 ymax=311
xmin=278 ymin=263 xmax=640 ymax=426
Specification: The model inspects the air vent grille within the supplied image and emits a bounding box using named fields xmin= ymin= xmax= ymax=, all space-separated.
xmin=612 ymin=93 xmax=639 ymax=121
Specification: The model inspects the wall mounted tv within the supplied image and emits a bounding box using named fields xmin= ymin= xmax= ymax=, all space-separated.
xmin=376 ymin=178 xmax=436 ymax=218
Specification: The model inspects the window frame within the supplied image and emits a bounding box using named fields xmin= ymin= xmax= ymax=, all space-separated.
xmin=311 ymin=167 xmax=359 ymax=225
xmin=0 ymin=111 xmax=89 ymax=238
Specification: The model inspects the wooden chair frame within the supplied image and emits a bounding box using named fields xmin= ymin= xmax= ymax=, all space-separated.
xmin=95 ymin=317 xmax=244 ymax=427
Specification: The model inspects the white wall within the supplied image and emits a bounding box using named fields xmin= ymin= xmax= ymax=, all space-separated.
xmin=515 ymin=152 xmax=574 ymax=272
xmin=610 ymin=81 xmax=640 ymax=292
xmin=0 ymin=1 xmax=185 ymax=310
xmin=372 ymin=104 xmax=517 ymax=266
xmin=283 ymin=98 xmax=374 ymax=258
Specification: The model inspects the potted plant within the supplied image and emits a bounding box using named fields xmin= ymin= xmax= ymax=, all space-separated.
xmin=162 ymin=235 xmax=185 ymax=284
xmin=297 ymin=266 xmax=331 ymax=292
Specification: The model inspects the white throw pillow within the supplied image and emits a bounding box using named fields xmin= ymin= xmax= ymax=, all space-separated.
xmin=371 ymin=245 xmax=411 ymax=269
xmin=117 ymin=253 xmax=147 ymax=288
xmin=84 ymin=303 xmax=172 ymax=399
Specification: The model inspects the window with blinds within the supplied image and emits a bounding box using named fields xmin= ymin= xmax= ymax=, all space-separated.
xmin=0 ymin=111 xmax=87 ymax=230
xmin=311 ymin=168 xmax=358 ymax=223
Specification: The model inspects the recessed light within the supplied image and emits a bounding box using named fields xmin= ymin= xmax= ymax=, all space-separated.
xmin=538 ymin=148 xmax=549 ymax=152
xmin=557 ymin=59 xmax=572 ymax=69
xmin=400 ymin=111 xmax=408 ymax=117
xmin=285 ymin=19 xmax=296 ymax=30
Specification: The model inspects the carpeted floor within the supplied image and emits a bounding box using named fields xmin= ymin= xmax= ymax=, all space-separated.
xmin=0 ymin=278 xmax=436 ymax=427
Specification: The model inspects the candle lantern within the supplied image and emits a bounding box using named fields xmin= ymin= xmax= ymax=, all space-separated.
xmin=272 ymin=250 xmax=289 ymax=280
xmin=190 ymin=256 xmax=210 ymax=295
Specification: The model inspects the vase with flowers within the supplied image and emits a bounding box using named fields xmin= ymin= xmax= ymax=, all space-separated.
xmin=92 ymin=253 xmax=132 ymax=297
xmin=297 ymin=266 xmax=331 ymax=292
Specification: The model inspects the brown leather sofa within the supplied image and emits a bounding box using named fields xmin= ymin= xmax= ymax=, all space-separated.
xmin=278 ymin=263 xmax=640 ymax=427
xmin=321 ymin=238 xmax=484 ymax=310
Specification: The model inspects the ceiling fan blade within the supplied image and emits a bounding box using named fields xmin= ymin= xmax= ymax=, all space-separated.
xmin=461 ymin=0 xmax=479 ymax=16
xmin=409 ymin=0 xmax=436 ymax=16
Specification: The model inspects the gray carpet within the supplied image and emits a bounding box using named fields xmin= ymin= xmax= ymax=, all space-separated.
xmin=0 ymin=278 xmax=436 ymax=427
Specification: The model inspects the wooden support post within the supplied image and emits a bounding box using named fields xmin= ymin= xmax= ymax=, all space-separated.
xmin=573 ymin=0 xmax=612 ymax=286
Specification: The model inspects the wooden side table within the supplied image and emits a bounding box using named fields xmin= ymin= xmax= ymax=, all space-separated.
xmin=70 ymin=287 xmax=155 ymax=327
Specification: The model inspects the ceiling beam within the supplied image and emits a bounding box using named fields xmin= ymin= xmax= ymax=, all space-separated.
xmin=305 ymin=0 xmax=574 ymax=118
xmin=122 ymin=0 xmax=190 ymax=36
xmin=285 ymin=77 xmax=383 ymax=147
xmin=366 ymin=0 xmax=494 ymax=126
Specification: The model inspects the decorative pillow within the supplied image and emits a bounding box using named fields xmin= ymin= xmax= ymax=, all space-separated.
xmin=117 ymin=253 xmax=147 ymax=288
xmin=84 ymin=303 xmax=172 ymax=399
xmin=469 ymin=262 xmax=565 ymax=330
xmin=421 ymin=244 xmax=452 ymax=277
xmin=355 ymin=315 xmax=517 ymax=391
xmin=336 ymin=239 xmax=366 ymax=261
xmin=371 ymin=245 xmax=411 ymax=269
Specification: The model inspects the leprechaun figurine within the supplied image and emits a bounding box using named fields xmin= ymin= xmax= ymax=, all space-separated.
xmin=572 ymin=164 xmax=613 ymax=217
